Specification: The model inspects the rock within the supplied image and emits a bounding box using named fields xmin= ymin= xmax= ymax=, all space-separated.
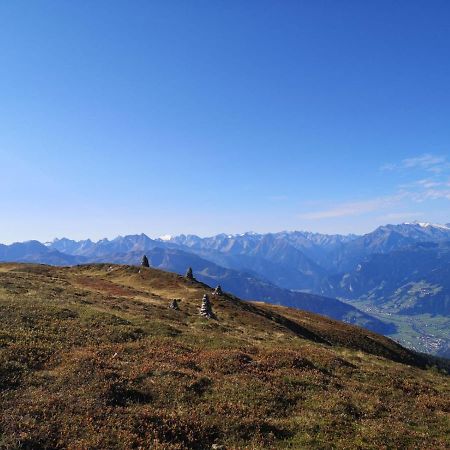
xmin=169 ymin=299 xmax=180 ymax=310
xmin=185 ymin=267 xmax=194 ymax=279
xmin=200 ymin=294 xmax=214 ymax=319
xmin=141 ymin=255 xmax=150 ymax=268
xmin=213 ymin=285 xmax=223 ymax=296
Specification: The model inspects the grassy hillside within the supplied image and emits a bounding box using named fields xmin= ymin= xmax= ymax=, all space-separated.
xmin=0 ymin=263 xmax=449 ymax=449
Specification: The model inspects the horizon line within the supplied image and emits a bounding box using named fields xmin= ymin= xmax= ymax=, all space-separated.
xmin=2 ymin=220 xmax=450 ymax=246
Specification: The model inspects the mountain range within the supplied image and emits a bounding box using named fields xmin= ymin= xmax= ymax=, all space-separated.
xmin=1 ymin=221 xmax=449 ymax=356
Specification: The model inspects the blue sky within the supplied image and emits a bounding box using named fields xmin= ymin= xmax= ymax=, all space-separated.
xmin=1 ymin=1 xmax=449 ymax=243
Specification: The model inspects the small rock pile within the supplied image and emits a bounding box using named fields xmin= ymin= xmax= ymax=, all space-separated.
xmin=213 ymin=285 xmax=223 ymax=296
xmin=199 ymin=294 xmax=214 ymax=319
xmin=169 ymin=299 xmax=180 ymax=310
xmin=185 ymin=267 xmax=194 ymax=280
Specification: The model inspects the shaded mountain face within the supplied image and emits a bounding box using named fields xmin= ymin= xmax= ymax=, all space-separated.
xmin=49 ymin=238 xmax=96 ymax=255
xmin=176 ymin=236 xmax=327 ymax=292
xmin=322 ymin=241 xmax=450 ymax=316
xmin=167 ymin=232 xmax=345 ymax=291
xmin=327 ymin=222 xmax=450 ymax=272
xmin=166 ymin=224 xmax=450 ymax=287
xmin=0 ymin=241 xmax=82 ymax=266
xmin=49 ymin=234 xmax=157 ymax=258
xmin=264 ymin=231 xmax=358 ymax=270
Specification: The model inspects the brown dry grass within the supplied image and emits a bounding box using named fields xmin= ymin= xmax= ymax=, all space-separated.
xmin=0 ymin=263 xmax=449 ymax=449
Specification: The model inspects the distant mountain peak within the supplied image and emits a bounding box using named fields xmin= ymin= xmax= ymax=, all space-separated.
xmin=404 ymin=221 xmax=450 ymax=230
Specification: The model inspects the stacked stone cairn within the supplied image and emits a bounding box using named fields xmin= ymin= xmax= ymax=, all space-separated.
xmin=213 ymin=285 xmax=223 ymax=296
xmin=199 ymin=294 xmax=214 ymax=319
xmin=185 ymin=267 xmax=194 ymax=280
xmin=169 ymin=299 xmax=180 ymax=310
xmin=141 ymin=255 xmax=150 ymax=268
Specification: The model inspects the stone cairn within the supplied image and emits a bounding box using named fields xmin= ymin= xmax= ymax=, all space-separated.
xmin=185 ymin=267 xmax=194 ymax=280
xmin=169 ymin=298 xmax=180 ymax=310
xmin=141 ymin=255 xmax=150 ymax=268
xmin=199 ymin=294 xmax=214 ymax=319
xmin=212 ymin=285 xmax=223 ymax=296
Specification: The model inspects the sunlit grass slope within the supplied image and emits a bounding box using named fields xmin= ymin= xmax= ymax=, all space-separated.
xmin=0 ymin=263 xmax=449 ymax=449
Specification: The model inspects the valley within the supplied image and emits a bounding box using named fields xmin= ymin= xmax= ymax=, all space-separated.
xmin=341 ymin=298 xmax=450 ymax=357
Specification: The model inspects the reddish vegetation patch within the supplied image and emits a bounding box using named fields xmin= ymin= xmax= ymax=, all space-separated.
xmin=73 ymin=275 xmax=140 ymax=298
xmin=2 ymin=339 xmax=448 ymax=449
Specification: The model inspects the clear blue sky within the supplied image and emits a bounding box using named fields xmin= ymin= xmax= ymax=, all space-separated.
xmin=1 ymin=1 xmax=449 ymax=243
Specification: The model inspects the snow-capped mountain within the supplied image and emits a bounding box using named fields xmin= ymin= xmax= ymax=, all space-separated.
xmin=48 ymin=234 xmax=157 ymax=258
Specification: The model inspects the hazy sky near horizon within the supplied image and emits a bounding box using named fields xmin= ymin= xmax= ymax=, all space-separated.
xmin=1 ymin=1 xmax=450 ymax=243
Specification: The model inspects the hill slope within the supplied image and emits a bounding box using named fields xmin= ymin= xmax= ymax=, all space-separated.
xmin=0 ymin=263 xmax=448 ymax=449
xmin=92 ymin=247 xmax=395 ymax=335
